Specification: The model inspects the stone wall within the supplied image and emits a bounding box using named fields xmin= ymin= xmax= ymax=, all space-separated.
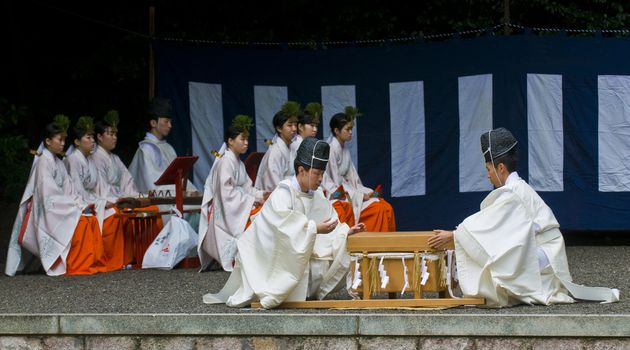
xmin=1 ymin=336 xmax=630 ymax=350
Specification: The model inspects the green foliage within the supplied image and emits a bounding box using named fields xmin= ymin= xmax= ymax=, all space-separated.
xmin=104 ymin=110 xmax=120 ymax=131
xmin=232 ymin=114 xmax=253 ymax=132
xmin=281 ymin=101 xmax=301 ymax=118
xmin=75 ymin=116 xmax=95 ymax=134
xmin=344 ymin=106 xmax=362 ymax=122
xmin=0 ymin=97 xmax=30 ymax=201
xmin=53 ymin=114 xmax=70 ymax=134
xmin=304 ymin=102 xmax=322 ymax=122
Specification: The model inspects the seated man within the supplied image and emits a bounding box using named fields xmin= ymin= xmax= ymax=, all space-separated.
xmin=128 ymin=97 xmax=199 ymax=229
xmin=428 ymin=127 xmax=619 ymax=307
xmin=203 ymin=137 xmax=366 ymax=309
xmin=128 ymin=97 xmax=197 ymax=194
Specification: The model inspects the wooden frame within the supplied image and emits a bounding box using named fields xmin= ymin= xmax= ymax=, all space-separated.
xmin=251 ymin=232 xmax=484 ymax=309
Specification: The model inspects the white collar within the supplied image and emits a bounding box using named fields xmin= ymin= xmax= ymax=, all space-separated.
xmin=145 ymin=132 xmax=161 ymax=142
xmin=290 ymin=175 xmax=314 ymax=196
xmin=505 ymin=171 xmax=520 ymax=186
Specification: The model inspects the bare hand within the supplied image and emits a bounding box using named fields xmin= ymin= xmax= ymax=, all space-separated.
xmin=348 ymin=222 xmax=366 ymax=235
xmin=428 ymin=230 xmax=454 ymax=249
xmin=363 ymin=191 xmax=373 ymax=201
xmin=316 ymin=217 xmax=338 ymax=234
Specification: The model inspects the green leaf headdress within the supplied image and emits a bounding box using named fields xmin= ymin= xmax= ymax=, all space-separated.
xmin=104 ymin=110 xmax=120 ymax=132
xmin=75 ymin=116 xmax=95 ymax=135
xmin=232 ymin=114 xmax=253 ymax=133
xmin=281 ymin=101 xmax=301 ymax=119
xmin=344 ymin=106 xmax=362 ymax=122
xmin=304 ymin=102 xmax=322 ymax=124
xmin=53 ymin=114 xmax=70 ymax=135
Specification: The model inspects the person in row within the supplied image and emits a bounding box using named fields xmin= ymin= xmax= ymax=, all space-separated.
xmin=64 ymin=116 xmax=124 ymax=272
xmin=428 ymin=127 xmax=619 ymax=307
xmin=254 ymin=101 xmax=299 ymax=192
xmin=203 ymin=137 xmax=366 ymax=308
xmin=198 ymin=115 xmax=269 ymax=271
xmin=6 ymin=115 xmax=108 ymax=276
xmin=322 ymin=107 xmax=396 ymax=232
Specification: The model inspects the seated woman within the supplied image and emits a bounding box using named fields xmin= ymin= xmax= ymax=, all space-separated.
xmin=91 ymin=111 xmax=162 ymax=268
xmin=5 ymin=115 xmax=108 ymax=276
xmin=198 ymin=115 xmax=268 ymax=271
xmin=64 ymin=116 xmax=122 ymax=272
xmin=322 ymin=107 xmax=396 ymax=232
xmin=290 ymin=102 xmax=354 ymax=227
xmin=254 ymin=101 xmax=299 ymax=192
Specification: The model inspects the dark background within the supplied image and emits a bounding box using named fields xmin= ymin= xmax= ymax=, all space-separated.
xmin=1 ymin=1 xmax=630 ymax=243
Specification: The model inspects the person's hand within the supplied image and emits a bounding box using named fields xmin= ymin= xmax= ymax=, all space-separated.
xmin=348 ymin=222 xmax=366 ymax=235
xmin=105 ymin=201 xmax=115 ymax=209
xmin=428 ymin=230 xmax=454 ymax=249
xmin=316 ymin=217 xmax=338 ymax=234
xmin=363 ymin=191 xmax=373 ymax=201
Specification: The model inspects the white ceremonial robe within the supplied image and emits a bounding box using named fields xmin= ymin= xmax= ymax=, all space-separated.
xmin=322 ymin=137 xmax=378 ymax=224
xmin=254 ymin=135 xmax=292 ymax=192
xmin=92 ymin=145 xmax=139 ymax=201
xmin=128 ymin=132 xmax=199 ymax=228
xmin=128 ymin=132 xmax=197 ymax=194
xmin=6 ymin=148 xmax=88 ymax=276
xmin=64 ymin=150 xmax=109 ymax=228
xmin=454 ymin=172 xmax=620 ymax=307
xmin=198 ymin=148 xmax=263 ymax=271
xmin=203 ymin=177 xmax=351 ymax=309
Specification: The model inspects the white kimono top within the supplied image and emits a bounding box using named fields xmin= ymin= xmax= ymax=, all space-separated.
xmin=254 ymin=135 xmax=292 ymax=192
xmin=92 ymin=145 xmax=139 ymax=201
xmin=203 ymin=177 xmax=351 ymax=309
xmin=455 ymin=172 xmax=619 ymax=307
xmin=322 ymin=136 xmax=378 ymax=224
xmin=6 ymin=148 xmax=88 ymax=276
xmin=128 ymin=132 xmax=197 ymax=194
xmin=64 ymin=149 xmax=109 ymax=227
xmin=287 ymin=134 xmax=303 ymax=177
xmin=198 ymin=147 xmax=263 ymax=271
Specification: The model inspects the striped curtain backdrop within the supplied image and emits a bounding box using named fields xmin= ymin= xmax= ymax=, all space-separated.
xmin=156 ymin=36 xmax=630 ymax=230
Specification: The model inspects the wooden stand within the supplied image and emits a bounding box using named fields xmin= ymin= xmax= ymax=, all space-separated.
xmin=252 ymin=231 xmax=484 ymax=309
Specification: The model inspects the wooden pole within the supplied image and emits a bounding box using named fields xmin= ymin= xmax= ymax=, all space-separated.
xmin=503 ymin=0 xmax=512 ymax=35
xmin=148 ymin=6 xmax=156 ymax=99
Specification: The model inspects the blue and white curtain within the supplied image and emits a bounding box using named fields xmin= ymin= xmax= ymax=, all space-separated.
xmin=156 ymin=36 xmax=630 ymax=230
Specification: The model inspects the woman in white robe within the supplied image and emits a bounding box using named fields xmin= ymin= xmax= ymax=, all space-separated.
xmin=203 ymin=137 xmax=366 ymax=308
xmin=429 ymin=127 xmax=619 ymax=307
xmin=255 ymin=101 xmax=298 ymax=192
xmin=290 ymin=103 xmax=355 ymax=226
xmin=198 ymin=115 xmax=266 ymax=271
xmin=322 ymin=109 xmax=396 ymax=232
xmin=5 ymin=118 xmax=108 ymax=276
xmin=65 ymin=117 xmax=126 ymax=272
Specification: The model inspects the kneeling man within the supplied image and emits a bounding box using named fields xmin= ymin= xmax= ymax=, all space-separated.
xmin=429 ymin=127 xmax=619 ymax=307
xmin=203 ymin=137 xmax=365 ymax=309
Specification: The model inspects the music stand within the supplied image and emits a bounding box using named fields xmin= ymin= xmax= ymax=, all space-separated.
xmin=154 ymin=156 xmax=198 ymax=213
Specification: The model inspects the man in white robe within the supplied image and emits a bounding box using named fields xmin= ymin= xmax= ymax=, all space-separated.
xmin=128 ymin=97 xmax=199 ymax=229
xmin=204 ymin=137 xmax=365 ymax=309
xmin=254 ymin=102 xmax=298 ymax=192
xmin=128 ymin=97 xmax=197 ymax=194
xmin=429 ymin=127 xmax=619 ymax=307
